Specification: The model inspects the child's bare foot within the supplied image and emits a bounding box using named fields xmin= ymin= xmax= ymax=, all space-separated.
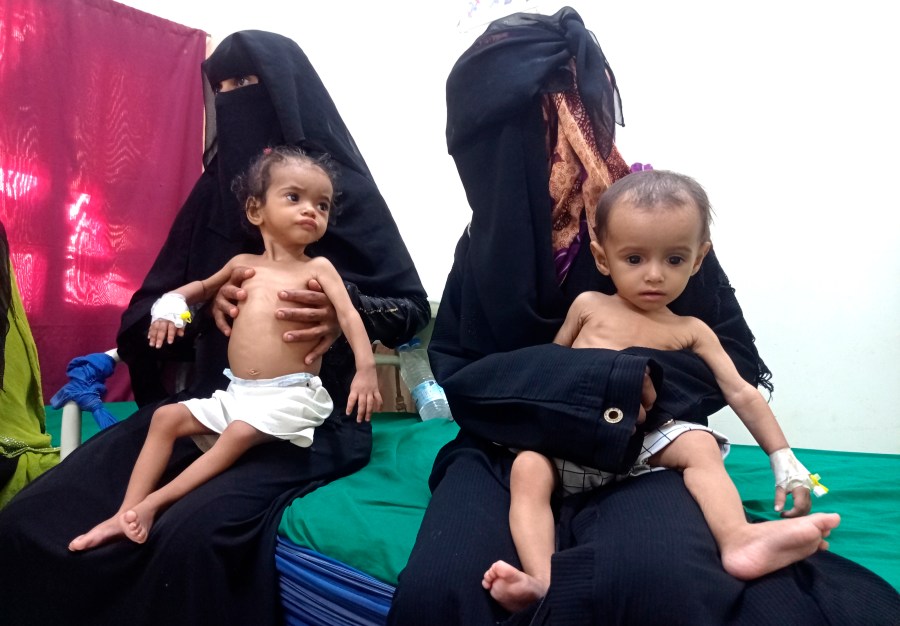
xmin=119 ymin=502 xmax=158 ymax=544
xmin=722 ymin=513 xmax=841 ymax=580
xmin=68 ymin=516 xmax=126 ymax=551
xmin=482 ymin=560 xmax=549 ymax=613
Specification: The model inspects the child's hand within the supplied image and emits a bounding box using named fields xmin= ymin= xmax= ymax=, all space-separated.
xmin=774 ymin=484 xmax=812 ymax=518
xmin=769 ymin=448 xmax=817 ymax=518
xmin=148 ymin=318 xmax=183 ymax=348
xmin=149 ymin=292 xmax=191 ymax=348
xmin=346 ymin=369 xmax=383 ymax=423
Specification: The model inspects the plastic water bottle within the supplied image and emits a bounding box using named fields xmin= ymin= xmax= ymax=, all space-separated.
xmin=397 ymin=337 xmax=453 ymax=421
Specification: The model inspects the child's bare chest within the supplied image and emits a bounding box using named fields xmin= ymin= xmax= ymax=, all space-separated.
xmin=576 ymin=308 xmax=695 ymax=352
xmin=238 ymin=265 xmax=312 ymax=313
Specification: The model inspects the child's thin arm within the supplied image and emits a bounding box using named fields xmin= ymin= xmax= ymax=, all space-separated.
xmin=148 ymin=257 xmax=245 ymax=348
xmin=553 ymin=294 xmax=590 ymax=347
xmin=311 ymin=260 xmax=382 ymax=422
xmin=691 ymin=320 xmax=786 ymax=451
xmin=691 ymin=320 xmax=818 ymax=517
xmin=172 ymin=259 xmax=245 ymax=305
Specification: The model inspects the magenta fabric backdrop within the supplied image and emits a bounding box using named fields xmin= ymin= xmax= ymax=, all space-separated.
xmin=0 ymin=0 xmax=207 ymax=402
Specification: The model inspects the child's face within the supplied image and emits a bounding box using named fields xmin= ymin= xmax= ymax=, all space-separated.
xmin=248 ymin=161 xmax=333 ymax=246
xmin=590 ymin=200 xmax=711 ymax=312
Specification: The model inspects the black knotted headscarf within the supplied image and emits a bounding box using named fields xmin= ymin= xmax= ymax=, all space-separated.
xmin=447 ymin=6 xmax=623 ymax=158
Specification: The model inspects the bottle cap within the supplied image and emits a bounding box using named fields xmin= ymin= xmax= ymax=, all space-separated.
xmin=398 ymin=337 xmax=422 ymax=351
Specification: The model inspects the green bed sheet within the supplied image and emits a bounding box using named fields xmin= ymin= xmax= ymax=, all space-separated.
xmin=45 ymin=405 xmax=899 ymax=590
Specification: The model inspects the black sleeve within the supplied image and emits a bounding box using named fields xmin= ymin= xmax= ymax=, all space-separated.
xmin=345 ymin=284 xmax=430 ymax=348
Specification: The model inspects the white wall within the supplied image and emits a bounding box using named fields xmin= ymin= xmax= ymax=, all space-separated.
xmin=116 ymin=0 xmax=899 ymax=454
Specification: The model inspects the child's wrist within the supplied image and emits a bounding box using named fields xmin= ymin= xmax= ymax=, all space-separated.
xmin=769 ymin=448 xmax=827 ymax=496
xmin=150 ymin=293 xmax=192 ymax=329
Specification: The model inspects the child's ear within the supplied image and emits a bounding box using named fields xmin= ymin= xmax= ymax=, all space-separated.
xmin=691 ymin=241 xmax=712 ymax=275
xmin=590 ymin=241 xmax=611 ymax=276
xmin=245 ymin=198 xmax=263 ymax=225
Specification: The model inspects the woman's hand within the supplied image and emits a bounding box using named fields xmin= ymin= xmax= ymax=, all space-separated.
xmin=277 ymin=279 xmax=341 ymax=364
xmin=213 ymin=266 xmax=255 ymax=337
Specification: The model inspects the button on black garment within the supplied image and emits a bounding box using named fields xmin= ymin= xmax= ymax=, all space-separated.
xmin=603 ymin=407 xmax=623 ymax=423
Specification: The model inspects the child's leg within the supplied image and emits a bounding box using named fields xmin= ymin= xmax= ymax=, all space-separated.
xmin=482 ymin=451 xmax=557 ymax=613
xmin=120 ymin=403 xmax=213 ymax=512
xmin=650 ymin=430 xmax=840 ymax=580
xmin=121 ymin=420 xmax=273 ymax=544
xmin=68 ymin=403 xmax=210 ymax=551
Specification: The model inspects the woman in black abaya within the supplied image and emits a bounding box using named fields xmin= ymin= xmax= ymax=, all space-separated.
xmin=0 ymin=31 xmax=429 ymax=626
xmin=389 ymin=9 xmax=899 ymax=625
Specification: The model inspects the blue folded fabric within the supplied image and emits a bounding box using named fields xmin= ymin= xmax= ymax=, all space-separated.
xmin=49 ymin=352 xmax=118 ymax=429
xmin=275 ymin=537 xmax=394 ymax=626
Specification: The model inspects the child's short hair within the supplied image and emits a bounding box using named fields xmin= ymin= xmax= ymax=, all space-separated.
xmin=231 ymin=146 xmax=341 ymax=226
xmin=594 ymin=170 xmax=712 ymax=242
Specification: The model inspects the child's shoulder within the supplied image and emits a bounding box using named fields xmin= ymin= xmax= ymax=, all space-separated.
xmin=671 ymin=313 xmax=718 ymax=344
xmin=227 ymin=252 xmax=265 ymax=267
xmin=674 ymin=312 xmax=709 ymax=329
xmin=301 ymin=255 xmax=344 ymax=285
xmin=569 ymin=290 xmax=618 ymax=317
xmin=305 ymin=254 xmax=339 ymax=273
xmin=305 ymin=254 xmax=335 ymax=266
xmin=573 ymin=290 xmax=615 ymax=307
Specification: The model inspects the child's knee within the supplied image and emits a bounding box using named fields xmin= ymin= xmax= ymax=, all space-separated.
xmin=651 ymin=430 xmax=721 ymax=470
xmin=512 ymin=451 xmax=557 ymax=491
xmin=149 ymin=404 xmax=192 ymax=436
xmin=221 ymin=420 xmax=267 ymax=446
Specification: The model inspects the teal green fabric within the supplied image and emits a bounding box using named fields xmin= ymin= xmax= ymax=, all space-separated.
xmin=278 ymin=412 xmax=459 ymax=585
xmin=43 ymin=408 xmax=898 ymax=590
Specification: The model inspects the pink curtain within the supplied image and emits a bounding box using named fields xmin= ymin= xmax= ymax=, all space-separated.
xmin=0 ymin=0 xmax=207 ymax=402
